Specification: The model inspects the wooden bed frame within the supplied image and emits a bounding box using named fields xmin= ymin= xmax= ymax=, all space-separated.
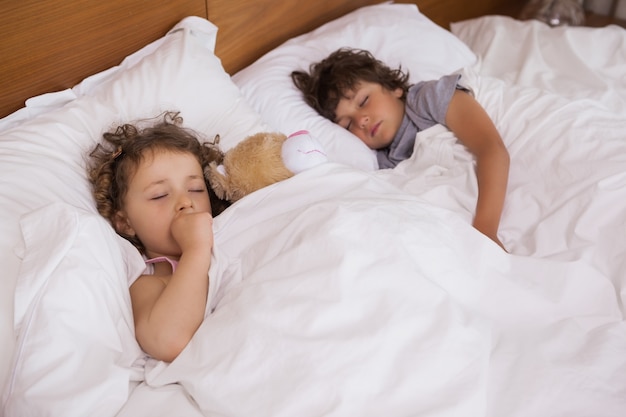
xmin=0 ymin=0 xmax=525 ymax=119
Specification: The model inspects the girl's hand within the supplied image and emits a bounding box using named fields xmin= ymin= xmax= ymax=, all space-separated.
xmin=132 ymin=210 xmax=213 ymax=362
xmin=171 ymin=211 xmax=214 ymax=254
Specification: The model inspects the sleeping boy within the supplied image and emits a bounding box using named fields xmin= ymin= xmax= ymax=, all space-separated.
xmin=291 ymin=47 xmax=509 ymax=251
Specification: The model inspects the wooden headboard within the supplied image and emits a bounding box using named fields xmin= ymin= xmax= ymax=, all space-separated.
xmin=0 ymin=0 xmax=208 ymax=119
xmin=0 ymin=0 xmax=524 ymax=119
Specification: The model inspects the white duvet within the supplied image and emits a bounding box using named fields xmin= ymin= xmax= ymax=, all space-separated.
xmin=115 ymin=164 xmax=626 ymax=417
xmin=118 ymin=16 xmax=626 ymax=417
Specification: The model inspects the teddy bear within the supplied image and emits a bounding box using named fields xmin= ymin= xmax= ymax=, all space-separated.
xmin=206 ymin=130 xmax=327 ymax=202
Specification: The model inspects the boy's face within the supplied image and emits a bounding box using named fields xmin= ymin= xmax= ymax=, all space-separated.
xmin=334 ymin=81 xmax=405 ymax=150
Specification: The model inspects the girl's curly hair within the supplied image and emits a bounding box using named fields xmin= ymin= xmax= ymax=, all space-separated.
xmin=291 ymin=48 xmax=411 ymax=121
xmin=87 ymin=111 xmax=229 ymax=253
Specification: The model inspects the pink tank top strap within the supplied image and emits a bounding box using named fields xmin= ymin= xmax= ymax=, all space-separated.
xmin=144 ymin=256 xmax=178 ymax=273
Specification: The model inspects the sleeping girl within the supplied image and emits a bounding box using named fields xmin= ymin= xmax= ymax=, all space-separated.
xmin=87 ymin=112 xmax=228 ymax=362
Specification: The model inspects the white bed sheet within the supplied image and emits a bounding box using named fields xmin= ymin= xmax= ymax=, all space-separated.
xmin=115 ymin=15 xmax=626 ymax=417
xmin=4 ymin=12 xmax=626 ymax=417
xmin=450 ymin=16 xmax=626 ymax=295
xmin=128 ymin=18 xmax=626 ymax=417
xmin=384 ymin=68 xmax=626 ymax=281
xmin=450 ymin=16 xmax=626 ymax=113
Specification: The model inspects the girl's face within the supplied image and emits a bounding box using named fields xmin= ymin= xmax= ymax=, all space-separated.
xmin=334 ymin=81 xmax=405 ymax=150
xmin=115 ymin=149 xmax=211 ymax=260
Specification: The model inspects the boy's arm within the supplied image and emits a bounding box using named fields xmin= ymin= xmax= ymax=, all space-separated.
xmin=130 ymin=212 xmax=213 ymax=362
xmin=445 ymin=90 xmax=510 ymax=250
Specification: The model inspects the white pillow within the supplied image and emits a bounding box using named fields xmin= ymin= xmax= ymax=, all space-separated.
xmin=0 ymin=16 xmax=248 ymax=135
xmin=3 ymin=204 xmax=146 ymax=417
xmin=0 ymin=16 xmax=266 ymax=412
xmin=232 ymin=2 xmax=477 ymax=171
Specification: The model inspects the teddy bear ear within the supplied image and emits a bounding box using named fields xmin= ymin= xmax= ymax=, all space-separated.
xmin=204 ymin=163 xmax=230 ymax=200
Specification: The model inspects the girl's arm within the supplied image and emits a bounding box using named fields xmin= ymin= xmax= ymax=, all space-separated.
xmin=445 ymin=90 xmax=510 ymax=251
xmin=130 ymin=212 xmax=213 ymax=362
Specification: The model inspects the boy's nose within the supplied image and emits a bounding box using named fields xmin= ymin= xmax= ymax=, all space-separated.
xmin=358 ymin=114 xmax=369 ymax=129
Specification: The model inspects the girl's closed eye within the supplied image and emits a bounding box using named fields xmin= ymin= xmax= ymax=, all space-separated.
xmin=360 ymin=96 xmax=368 ymax=107
xmin=150 ymin=194 xmax=168 ymax=200
xmin=188 ymin=179 xmax=208 ymax=193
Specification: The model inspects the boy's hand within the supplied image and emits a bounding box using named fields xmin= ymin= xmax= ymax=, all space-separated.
xmin=473 ymin=219 xmax=507 ymax=252
xmin=447 ymin=90 xmax=510 ymax=255
xmin=487 ymin=233 xmax=507 ymax=253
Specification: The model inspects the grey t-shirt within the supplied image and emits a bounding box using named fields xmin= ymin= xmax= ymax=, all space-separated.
xmin=376 ymin=73 xmax=463 ymax=169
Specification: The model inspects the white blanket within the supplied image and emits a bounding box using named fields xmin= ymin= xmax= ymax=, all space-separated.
xmin=450 ymin=16 xmax=626 ymax=113
xmin=118 ymin=164 xmax=626 ymax=416
xmin=114 ymin=16 xmax=626 ymax=417
xmin=450 ymin=16 xmax=626 ymax=294
xmin=383 ymin=70 xmax=626 ymax=282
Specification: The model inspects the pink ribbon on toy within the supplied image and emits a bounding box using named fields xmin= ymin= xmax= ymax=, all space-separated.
xmin=288 ymin=130 xmax=310 ymax=138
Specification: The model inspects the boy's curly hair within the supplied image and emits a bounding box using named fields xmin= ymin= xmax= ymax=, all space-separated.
xmin=291 ymin=48 xmax=411 ymax=121
xmin=87 ymin=111 xmax=229 ymax=253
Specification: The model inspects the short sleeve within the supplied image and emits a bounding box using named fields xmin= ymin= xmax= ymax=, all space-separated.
xmin=377 ymin=74 xmax=465 ymax=169
xmin=405 ymin=73 xmax=463 ymax=130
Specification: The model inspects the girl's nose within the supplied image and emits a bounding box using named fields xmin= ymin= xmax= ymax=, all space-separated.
xmin=177 ymin=195 xmax=193 ymax=211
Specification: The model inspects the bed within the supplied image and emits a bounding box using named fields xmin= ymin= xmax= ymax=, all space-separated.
xmin=1 ymin=0 xmax=625 ymax=416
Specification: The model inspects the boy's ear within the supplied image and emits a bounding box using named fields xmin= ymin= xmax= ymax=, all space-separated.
xmin=394 ymin=87 xmax=404 ymax=98
xmin=113 ymin=211 xmax=135 ymax=237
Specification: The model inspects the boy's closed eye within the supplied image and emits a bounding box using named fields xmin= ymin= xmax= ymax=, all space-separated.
xmin=340 ymin=96 xmax=368 ymax=131
xmin=344 ymin=97 xmax=369 ymax=130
